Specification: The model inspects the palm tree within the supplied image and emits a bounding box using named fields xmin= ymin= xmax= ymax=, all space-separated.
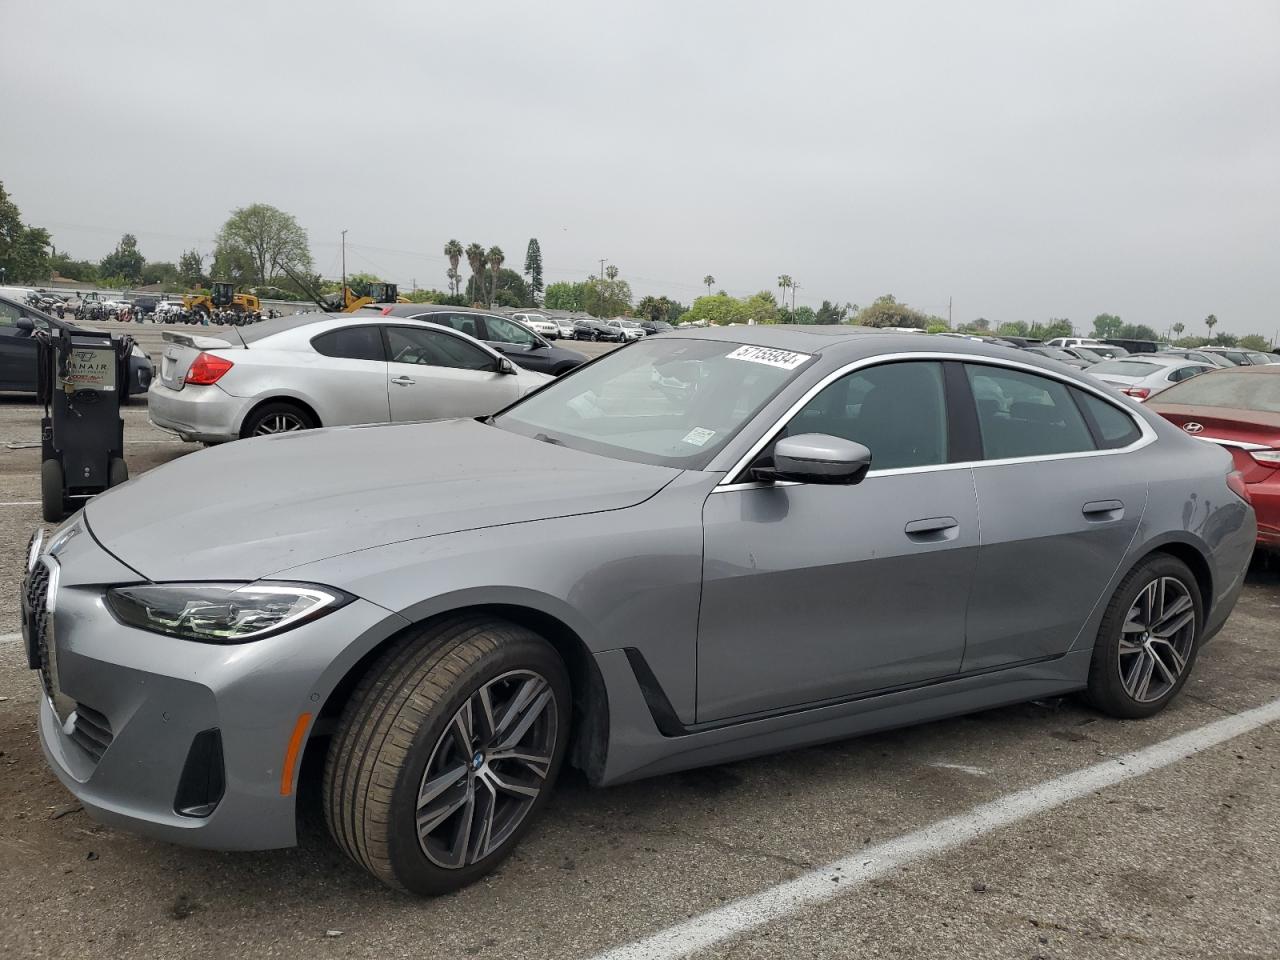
xmin=443 ymin=239 xmax=463 ymax=295
xmin=1205 ymin=314 xmax=1218 ymax=342
xmin=605 ymin=265 xmax=619 ymax=281
xmin=703 ymin=274 xmax=715 ymax=296
xmin=465 ymin=243 xmax=486 ymax=304
xmin=446 ymin=267 xmax=458 ymax=296
xmin=1172 ymin=322 xmax=1185 ymax=339
xmin=777 ymin=275 xmax=793 ymax=308
xmin=486 ymin=246 xmax=505 ymax=307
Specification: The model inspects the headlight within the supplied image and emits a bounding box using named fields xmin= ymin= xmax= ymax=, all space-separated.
xmin=105 ymin=582 xmax=351 ymax=643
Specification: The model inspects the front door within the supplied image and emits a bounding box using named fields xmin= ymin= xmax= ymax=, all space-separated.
xmin=697 ymin=360 xmax=979 ymax=722
xmin=383 ymin=325 xmax=520 ymax=421
xmin=0 ymin=300 xmax=38 ymax=391
xmin=476 ymin=314 xmax=554 ymax=373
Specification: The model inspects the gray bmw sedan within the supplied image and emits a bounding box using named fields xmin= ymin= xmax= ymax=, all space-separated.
xmin=22 ymin=326 xmax=1256 ymax=895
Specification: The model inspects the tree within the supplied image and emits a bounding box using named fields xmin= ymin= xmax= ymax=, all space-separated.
xmin=99 ymin=234 xmax=145 ymax=285
xmin=1032 ymin=319 xmax=1074 ymax=341
xmin=210 ymin=244 xmax=257 ymax=287
xmin=583 ymin=274 xmax=632 ymax=317
xmin=464 ymin=243 xmax=486 ymax=305
xmin=49 ymin=250 xmax=97 ymax=282
xmin=1115 ymin=323 xmax=1160 ymax=341
xmin=997 ymin=321 xmax=1030 ymax=337
xmin=1172 ymin=322 xmax=1185 ymax=338
xmin=1204 ymin=314 xmax=1218 ymax=342
xmin=605 ymin=264 xmax=619 ymax=281
xmin=467 ymin=267 xmax=528 ymax=307
xmin=703 ymin=274 xmax=715 ymax=296
xmin=141 ymin=261 xmax=179 ymax=286
xmin=486 ymin=246 xmax=505 ymax=307
xmin=777 ymin=275 xmax=793 ymax=309
xmin=969 ymin=317 xmax=990 ymax=332
xmin=443 ymin=239 xmax=463 ymax=296
xmin=177 ymin=249 xmax=205 ymax=288
xmin=544 ymin=281 xmax=586 ymax=311
xmin=0 ymin=182 xmax=53 ymax=283
xmin=854 ymin=294 xmax=931 ymax=329
xmin=814 ymin=300 xmax=846 ymax=325
xmin=1092 ymin=313 xmax=1124 ymax=339
xmin=214 ymin=204 xmax=310 ymax=286
xmin=1238 ymin=334 xmax=1271 ymax=351
xmin=523 ymin=238 xmax=543 ymax=305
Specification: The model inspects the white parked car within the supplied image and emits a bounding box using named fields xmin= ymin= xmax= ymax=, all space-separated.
xmin=154 ymin=301 xmax=185 ymax=321
xmin=511 ymin=312 xmax=560 ymax=340
xmin=1087 ymin=356 xmax=1213 ymax=401
xmin=605 ymin=318 xmax=644 ymax=341
xmin=1044 ymin=337 xmax=1105 ymax=349
xmin=148 ymin=313 xmax=551 ymax=443
xmin=553 ymin=317 xmax=577 ymax=339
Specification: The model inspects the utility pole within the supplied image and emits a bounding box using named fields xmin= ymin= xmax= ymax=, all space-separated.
xmin=598 ymin=258 xmax=607 ymax=281
xmin=948 ymin=297 xmax=952 ymax=328
xmin=791 ymin=282 xmax=799 ymax=314
xmin=340 ymin=229 xmax=348 ymax=294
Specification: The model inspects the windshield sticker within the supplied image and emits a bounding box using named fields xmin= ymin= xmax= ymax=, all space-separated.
xmin=681 ymin=427 xmax=716 ymax=446
xmin=725 ymin=345 xmax=811 ymax=370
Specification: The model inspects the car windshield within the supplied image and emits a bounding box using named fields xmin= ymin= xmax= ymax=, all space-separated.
xmin=495 ymin=338 xmax=814 ymax=468
xmin=1154 ymin=370 xmax=1280 ymax=412
xmin=1029 ymin=347 xmax=1077 ymax=361
xmin=1091 ymin=360 xmax=1163 ymax=377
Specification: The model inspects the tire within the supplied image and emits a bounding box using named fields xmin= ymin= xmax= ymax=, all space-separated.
xmin=108 ymin=457 xmax=128 ymax=487
xmin=41 ymin=460 xmax=66 ymax=523
xmin=1085 ymin=554 xmax=1203 ymax=719
xmin=323 ymin=616 xmax=570 ymax=895
xmin=240 ymin=401 xmax=316 ymax=438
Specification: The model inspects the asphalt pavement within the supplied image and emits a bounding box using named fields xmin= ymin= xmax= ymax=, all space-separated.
xmin=1 ymin=351 xmax=1278 ymax=960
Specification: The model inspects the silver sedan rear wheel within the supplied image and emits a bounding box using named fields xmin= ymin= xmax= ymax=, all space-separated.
xmin=1118 ymin=577 xmax=1196 ymax=703
xmin=253 ymin=412 xmax=308 ymax=435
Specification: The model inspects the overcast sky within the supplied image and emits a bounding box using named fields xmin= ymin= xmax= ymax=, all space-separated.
xmin=3 ymin=1 xmax=1277 ymax=335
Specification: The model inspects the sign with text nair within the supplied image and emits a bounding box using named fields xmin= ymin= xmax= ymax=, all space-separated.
xmin=61 ymin=348 xmax=117 ymax=392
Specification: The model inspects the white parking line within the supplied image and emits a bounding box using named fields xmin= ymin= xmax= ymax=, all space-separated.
xmin=590 ymin=697 xmax=1280 ymax=960
xmin=0 ymin=632 xmax=21 ymax=644
xmin=0 ymin=501 xmax=41 ymax=507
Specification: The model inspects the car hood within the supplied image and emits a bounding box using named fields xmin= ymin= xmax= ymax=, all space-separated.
xmin=85 ymin=418 xmax=680 ymax=582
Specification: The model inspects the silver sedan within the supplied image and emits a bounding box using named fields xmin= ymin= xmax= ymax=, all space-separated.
xmin=26 ymin=328 xmax=1256 ymax=896
xmin=147 ymin=313 xmax=551 ymax=442
xmin=1088 ymin=355 xmax=1213 ymax=401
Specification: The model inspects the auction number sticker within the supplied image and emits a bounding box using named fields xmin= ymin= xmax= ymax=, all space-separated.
xmin=681 ymin=426 xmax=717 ymax=446
xmin=725 ymin=345 xmax=811 ymax=370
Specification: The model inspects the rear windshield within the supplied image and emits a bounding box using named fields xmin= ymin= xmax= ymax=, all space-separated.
xmin=1154 ymin=371 xmax=1280 ymax=413
xmin=236 ymin=312 xmax=331 ymax=344
xmin=1091 ymin=360 xmax=1162 ymax=377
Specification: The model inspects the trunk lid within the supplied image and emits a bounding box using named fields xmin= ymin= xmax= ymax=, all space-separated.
xmin=159 ymin=330 xmax=240 ymax=391
xmin=1151 ymin=404 xmax=1280 ymax=483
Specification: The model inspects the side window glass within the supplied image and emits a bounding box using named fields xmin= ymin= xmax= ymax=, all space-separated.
xmin=311 ymin=326 xmax=385 ymax=362
xmin=387 ymin=327 xmax=493 ymax=371
xmin=782 ymin=361 xmax=948 ymax=470
xmin=0 ymin=301 xmax=21 ymax=328
xmin=484 ymin=315 xmax=537 ymax=346
xmin=966 ymin=365 xmax=1095 ymax=458
xmin=1074 ymin=389 xmax=1141 ymax=449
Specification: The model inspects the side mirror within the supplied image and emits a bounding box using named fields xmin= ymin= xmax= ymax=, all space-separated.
xmin=498 ymin=357 xmax=517 ymax=375
xmin=754 ymin=434 xmax=872 ymax=485
xmin=16 ymin=317 xmax=35 ymax=334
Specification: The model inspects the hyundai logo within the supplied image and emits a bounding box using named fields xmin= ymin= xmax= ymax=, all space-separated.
xmin=1183 ymin=422 xmax=1204 ymax=434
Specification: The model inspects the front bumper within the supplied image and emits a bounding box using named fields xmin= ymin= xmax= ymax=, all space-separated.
xmin=126 ymin=356 xmax=153 ymax=395
xmin=146 ymin=381 xmax=248 ymax=443
xmin=24 ymin=528 xmax=405 ymax=850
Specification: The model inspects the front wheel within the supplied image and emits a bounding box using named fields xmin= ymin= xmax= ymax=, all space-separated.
xmin=1086 ymin=554 xmax=1202 ymax=719
xmin=324 ymin=616 xmax=570 ymax=895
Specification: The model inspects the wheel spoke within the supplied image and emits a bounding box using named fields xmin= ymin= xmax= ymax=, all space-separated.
xmin=467 ymin=778 xmax=498 ymax=864
xmin=418 ymin=762 xmax=467 ymax=809
xmin=1150 ymin=648 xmax=1179 ymax=687
xmin=483 ymin=767 xmax=542 ymax=798
xmin=416 ymin=772 xmax=471 ymax=837
xmin=1124 ymin=650 xmax=1155 ymax=701
xmin=494 ymin=677 xmax=551 ymax=748
xmin=1150 ymin=637 xmax=1188 ymax=675
xmin=441 ymin=785 xmax=477 ymax=868
xmin=475 ymin=684 xmax=498 ymax=743
xmin=487 ymin=746 xmax=553 ymax=778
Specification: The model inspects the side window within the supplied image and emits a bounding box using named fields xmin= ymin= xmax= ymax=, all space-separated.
xmin=419 ymin=312 xmax=482 ymax=340
xmin=311 ymin=326 xmax=385 ymax=362
xmin=782 ymin=361 xmax=948 ymax=470
xmin=966 ymin=365 xmax=1095 ymax=459
xmin=0 ymin=301 xmax=22 ymax=328
xmin=1073 ymin=389 xmax=1141 ymax=449
xmin=483 ymin=315 xmax=538 ymax=346
xmin=386 ymin=326 xmax=494 ymax=371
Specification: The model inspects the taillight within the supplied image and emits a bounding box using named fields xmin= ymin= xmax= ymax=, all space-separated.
xmin=1251 ymin=449 xmax=1280 ymax=467
xmin=1121 ymin=386 xmax=1151 ymax=400
xmin=381 ymin=306 xmax=393 ymax=316
xmin=1226 ymin=470 xmax=1251 ymax=505
xmin=185 ymin=352 xmax=234 ymax=385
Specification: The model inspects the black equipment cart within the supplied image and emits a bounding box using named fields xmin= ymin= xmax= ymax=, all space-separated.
xmin=36 ymin=327 xmax=132 ymax=522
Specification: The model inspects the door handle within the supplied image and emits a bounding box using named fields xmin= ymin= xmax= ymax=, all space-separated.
xmin=391 ymin=376 xmax=416 ymax=386
xmin=904 ymin=516 xmax=959 ymax=541
xmin=1082 ymin=499 xmax=1124 ymax=521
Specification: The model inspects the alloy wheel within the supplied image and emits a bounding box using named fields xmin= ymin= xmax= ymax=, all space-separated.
xmin=1118 ymin=577 xmax=1196 ymax=703
xmin=416 ymin=670 xmax=558 ymax=869
xmin=253 ymin=413 xmax=307 ymax=435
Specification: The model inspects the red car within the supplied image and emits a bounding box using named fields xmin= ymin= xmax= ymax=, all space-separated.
xmin=1148 ymin=365 xmax=1280 ymax=547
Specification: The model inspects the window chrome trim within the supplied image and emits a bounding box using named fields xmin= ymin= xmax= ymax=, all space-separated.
xmin=712 ymin=351 xmax=1156 ymax=494
xmin=1190 ymin=435 xmax=1268 ymax=451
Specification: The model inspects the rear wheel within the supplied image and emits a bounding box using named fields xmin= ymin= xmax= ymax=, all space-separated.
xmin=1086 ymin=554 xmax=1202 ymax=718
xmin=323 ymin=616 xmax=570 ymax=895
xmin=240 ymin=402 xmax=316 ymax=438
xmin=108 ymin=457 xmax=128 ymax=487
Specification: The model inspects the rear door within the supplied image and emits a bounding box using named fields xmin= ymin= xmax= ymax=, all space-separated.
xmin=961 ymin=362 xmax=1149 ymax=670
xmin=383 ymin=324 xmax=520 ymax=420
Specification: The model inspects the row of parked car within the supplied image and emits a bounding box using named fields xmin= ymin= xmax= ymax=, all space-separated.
xmin=511 ymin=312 xmax=670 ymax=342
